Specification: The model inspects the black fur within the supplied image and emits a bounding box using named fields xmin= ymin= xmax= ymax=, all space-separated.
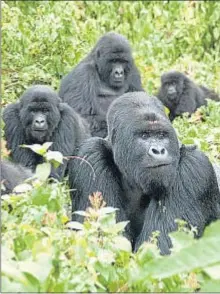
xmin=213 ymin=164 xmax=220 ymax=190
xmin=3 ymin=85 xmax=90 ymax=178
xmin=68 ymin=92 xmax=220 ymax=254
xmin=59 ymin=32 xmax=143 ymax=138
xmin=1 ymin=160 xmax=32 ymax=195
xmin=157 ymin=71 xmax=219 ymax=121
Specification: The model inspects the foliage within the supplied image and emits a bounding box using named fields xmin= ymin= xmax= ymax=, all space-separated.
xmin=173 ymin=99 xmax=220 ymax=163
xmin=2 ymin=184 xmax=220 ymax=292
xmin=2 ymin=1 xmax=220 ymax=105
xmin=1 ymin=1 xmax=220 ymax=292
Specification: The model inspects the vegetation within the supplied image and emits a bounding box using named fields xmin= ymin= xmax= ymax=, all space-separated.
xmin=1 ymin=1 xmax=220 ymax=292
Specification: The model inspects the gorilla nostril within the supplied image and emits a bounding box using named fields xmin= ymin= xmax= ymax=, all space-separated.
xmin=152 ymin=148 xmax=160 ymax=155
xmin=35 ymin=117 xmax=46 ymax=128
xmin=161 ymin=148 xmax=166 ymax=154
xmin=36 ymin=119 xmax=44 ymax=124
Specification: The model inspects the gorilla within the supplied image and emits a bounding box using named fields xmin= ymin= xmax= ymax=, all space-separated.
xmin=68 ymin=91 xmax=220 ymax=255
xmin=213 ymin=164 xmax=220 ymax=190
xmin=1 ymin=160 xmax=33 ymax=195
xmin=3 ymin=85 xmax=90 ymax=179
xmin=157 ymin=71 xmax=219 ymax=121
xmin=59 ymin=32 xmax=143 ymax=138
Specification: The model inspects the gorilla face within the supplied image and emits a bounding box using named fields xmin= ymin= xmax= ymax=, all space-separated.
xmin=95 ymin=33 xmax=132 ymax=89
xmin=107 ymin=92 xmax=180 ymax=194
xmin=161 ymin=71 xmax=185 ymax=107
xmin=106 ymin=57 xmax=131 ymax=89
xmin=19 ymin=86 xmax=61 ymax=143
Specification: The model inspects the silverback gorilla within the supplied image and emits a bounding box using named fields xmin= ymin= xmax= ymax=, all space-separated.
xmin=59 ymin=32 xmax=143 ymax=137
xmin=3 ymin=85 xmax=90 ymax=179
xmin=157 ymin=71 xmax=219 ymax=121
xmin=68 ymin=92 xmax=220 ymax=255
xmin=1 ymin=160 xmax=33 ymax=195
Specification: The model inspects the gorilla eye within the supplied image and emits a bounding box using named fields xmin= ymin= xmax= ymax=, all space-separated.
xmin=157 ymin=131 xmax=167 ymax=139
xmin=42 ymin=108 xmax=49 ymax=113
xmin=141 ymin=132 xmax=150 ymax=139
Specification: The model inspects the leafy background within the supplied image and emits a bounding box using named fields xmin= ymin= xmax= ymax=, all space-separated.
xmin=1 ymin=1 xmax=220 ymax=292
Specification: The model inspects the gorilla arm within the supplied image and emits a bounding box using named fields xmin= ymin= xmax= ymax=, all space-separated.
xmin=68 ymin=137 xmax=129 ymax=225
xmin=51 ymin=102 xmax=90 ymax=179
xmin=3 ymin=103 xmax=39 ymax=168
xmin=178 ymin=146 xmax=220 ymax=225
xmin=59 ymin=61 xmax=99 ymax=115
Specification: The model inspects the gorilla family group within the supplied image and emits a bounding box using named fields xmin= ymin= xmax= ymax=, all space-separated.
xmin=2 ymin=32 xmax=220 ymax=255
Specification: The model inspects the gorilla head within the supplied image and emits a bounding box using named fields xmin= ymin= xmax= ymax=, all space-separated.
xmin=19 ymin=85 xmax=62 ymax=143
xmin=159 ymin=71 xmax=186 ymax=109
xmin=107 ymin=92 xmax=179 ymax=195
xmin=94 ymin=32 xmax=132 ymax=89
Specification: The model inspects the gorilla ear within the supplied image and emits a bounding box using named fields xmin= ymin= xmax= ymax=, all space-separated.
xmin=180 ymin=144 xmax=197 ymax=156
xmin=58 ymin=102 xmax=67 ymax=112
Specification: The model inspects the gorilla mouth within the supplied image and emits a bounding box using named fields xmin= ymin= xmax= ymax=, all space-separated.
xmin=147 ymin=162 xmax=172 ymax=168
xmin=31 ymin=129 xmax=48 ymax=140
xmin=33 ymin=128 xmax=47 ymax=132
xmin=167 ymin=94 xmax=177 ymax=100
xmin=113 ymin=79 xmax=124 ymax=85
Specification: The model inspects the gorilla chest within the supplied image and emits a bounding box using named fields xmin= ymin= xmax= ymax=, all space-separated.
xmin=97 ymin=84 xmax=126 ymax=112
xmin=137 ymin=193 xmax=206 ymax=253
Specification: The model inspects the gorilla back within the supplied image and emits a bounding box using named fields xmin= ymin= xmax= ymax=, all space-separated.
xmin=1 ymin=160 xmax=33 ymax=195
xmin=3 ymin=85 xmax=90 ymax=178
xmin=59 ymin=32 xmax=143 ymax=138
xmin=68 ymin=91 xmax=220 ymax=254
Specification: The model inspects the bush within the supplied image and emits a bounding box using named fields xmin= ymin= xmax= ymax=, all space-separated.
xmin=2 ymin=185 xmax=220 ymax=292
xmin=1 ymin=1 xmax=220 ymax=292
xmin=2 ymin=1 xmax=220 ymax=104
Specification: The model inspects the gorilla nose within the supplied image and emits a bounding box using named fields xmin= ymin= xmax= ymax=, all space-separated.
xmin=148 ymin=145 xmax=168 ymax=160
xmin=34 ymin=117 xmax=46 ymax=128
xmin=114 ymin=69 xmax=124 ymax=79
xmin=168 ymin=86 xmax=176 ymax=95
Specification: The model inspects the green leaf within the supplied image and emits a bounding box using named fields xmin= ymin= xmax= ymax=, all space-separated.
xmin=99 ymin=207 xmax=119 ymax=215
xmin=204 ymin=264 xmax=220 ymax=279
xmin=169 ymin=231 xmax=195 ymax=252
xmin=112 ymin=236 xmax=132 ymax=252
xmin=35 ymin=162 xmax=51 ymax=181
xmin=200 ymin=280 xmax=220 ymax=292
xmin=97 ymin=249 xmax=115 ymax=264
xmin=213 ymin=27 xmax=220 ymax=40
xmin=20 ymin=253 xmax=52 ymax=283
xmin=74 ymin=210 xmax=89 ymax=217
xmin=66 ymin=221 xmax=84 ymax=230
xmin=141 ymin=228 xmax=220 ymax=279
xmin=45 ymin=150 xmax=63 ymax=168
xmin=13 ymin=183 xmax=32 ymax=193
xmin=102 ymin=221 xmax=129 ymax=234
xmin=21 ymin=142 xmax=53 ymax=156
